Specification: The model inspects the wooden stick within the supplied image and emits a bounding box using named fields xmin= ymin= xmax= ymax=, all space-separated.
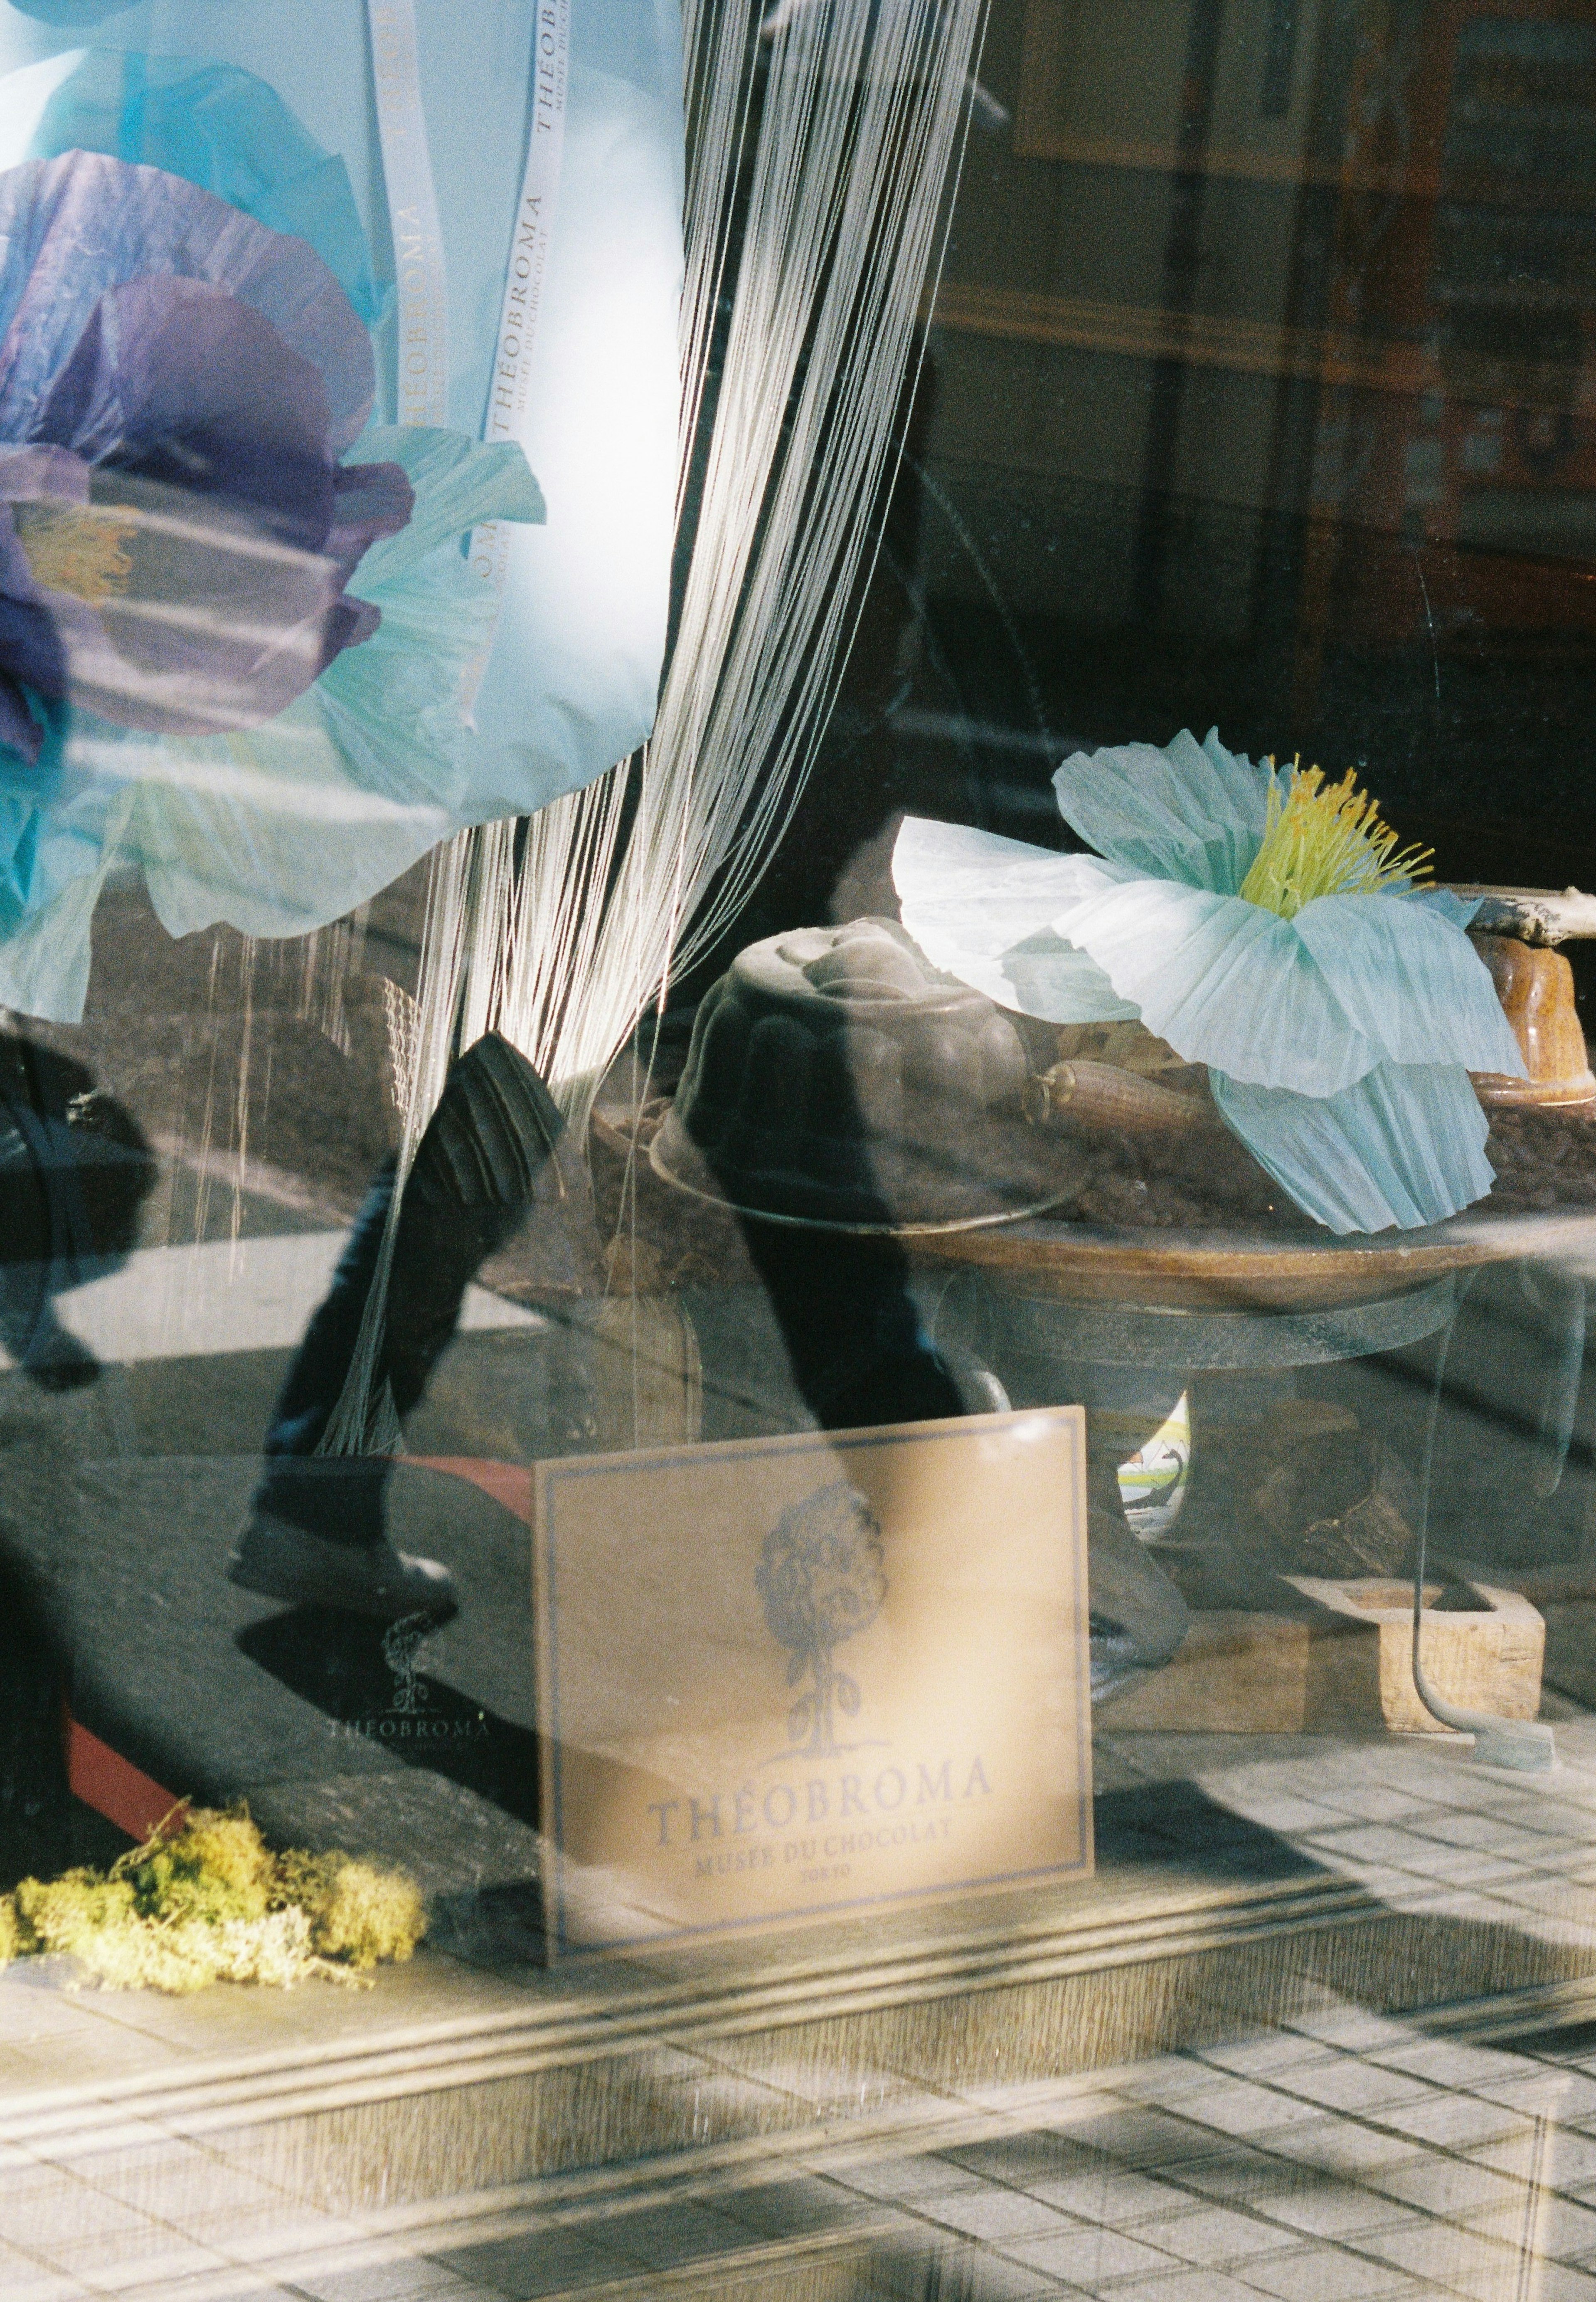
xmin=1025 ymin=1058 xmax=1222 ymax=1139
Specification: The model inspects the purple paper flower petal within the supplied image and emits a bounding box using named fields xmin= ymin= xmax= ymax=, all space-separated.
xmin=0 ymin=590 xmax=66 ymax=727
xmin=0 ymin=152 xmax=419 ymax=750
xmin=323 ymin=594 xmax=382 ymax=660
xmin=0 ymin=674 xmax=42 ymax=766
xmin=31 ymin=276 xmax=339 ymax=554
xmin=325 ymin=460 xmax=415 ymax=585
xmin=0 ymin=504 xmax=67 ymax=733
xmin=0 ymin=152 xmax=374 ymax=453
xmin=0 ymin=444 xmax=90 ymax=508
xmin=19 ymin=486 xmax=379 ymax=739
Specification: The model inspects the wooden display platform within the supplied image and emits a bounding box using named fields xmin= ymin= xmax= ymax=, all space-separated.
xmin=910 ymin=1203 xmax=1596 ymax=1313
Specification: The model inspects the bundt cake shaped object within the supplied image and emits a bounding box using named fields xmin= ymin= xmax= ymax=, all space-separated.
xmin=650 ymin=918 xmax=1084 ymax=1230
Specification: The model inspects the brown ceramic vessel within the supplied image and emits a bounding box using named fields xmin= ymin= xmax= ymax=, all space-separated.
xmin=1468 ymin=935 xmax=1596 ymax=1109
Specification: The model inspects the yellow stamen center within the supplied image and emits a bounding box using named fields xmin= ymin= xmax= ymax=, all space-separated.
xmin=12 ymin=502 xmax=137 ymax=604
xmin=1239 ymin=759 xmax=1432 ymax=920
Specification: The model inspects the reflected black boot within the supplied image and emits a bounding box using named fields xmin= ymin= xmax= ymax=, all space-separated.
xmin=232 ymin=1032 xmax=563 ymax=1624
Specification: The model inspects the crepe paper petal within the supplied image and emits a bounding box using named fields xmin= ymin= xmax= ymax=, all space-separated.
xmin=0 ymin=601 xmax=59 ymax=752
xmin=1292 ymin=891 xmax=1526 ymax=1078
xmin=899 ymin=804 xmax=1521 ymax=1102
xmin=998 ymin=926 xmax=1140 ymax=1024
xmin=1211 ymin=1061 xmax=1494 ymax=1235
xmin=1052 ymin=726 xmax=1271 ymax=896
xmin=0 ymin=423 xmax=540 ymax=1011
xmin=0 ymin=667 xmax=42 ymax=762
xmin=0 ymin=454 xmax=82 ymax=756
xmin=128 ymin=711 xmax=453 ymax=947
xmin=0 ymin=771 xmax=44 ymax=927
xmin=347 ymin=429 xmax=544 ymax=587
xmin=901 ymin=736 xmax=1511 ymax=1234
xmin=315 ymin=549 xmax=506 ymax=814
xmin=1409 ymin=883 xmax=1485 ymax=934
xmin=0 ymin=151 xmax=374 ymax=456
xmin=0 ymin=785 xmax=133 ymax=1026
xmin=1042 ymin=874 xmax=1382 ymax=1096
xmin=0 ymin=442 xmax=86 ymax=504
xmin=0 ymin=508 xmax=62 ymax=749
xmin=32 ymin=274 xmax=342 ymax=540
xmin=0 ymin=49 xmax=384 ymax=327
xmin=121 ymin=546 xmax=500 ymax=947
xmin=326 ymin=461 xmax=416 ymax=585
xmin=0 ymin=210 xmax=497 ymax=753
xmin=0 ymin=711 xmax=153 ymax=930
xmin=0 ymin=474 xmax=403 ymax=745
xmin=892 ymin=814 xmax=1133 ymax=1015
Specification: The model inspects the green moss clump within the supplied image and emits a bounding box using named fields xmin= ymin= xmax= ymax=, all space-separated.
xmin=0 ymin=1807 xmax=426 ymax=1994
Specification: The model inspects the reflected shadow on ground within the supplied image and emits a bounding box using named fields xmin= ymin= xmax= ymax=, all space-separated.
xmin=1093 ymin=1778 xmax=1321 ymax=1883
xmin=236 ymin=1607 xmax=541 ymax=1831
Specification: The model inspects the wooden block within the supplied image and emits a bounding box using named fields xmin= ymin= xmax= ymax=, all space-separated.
xmin=1288 ymin=1577 xmax=1545 ymax=1735
xmin=1096 ymin=1609 xmax=1379 ymax=1734
xmin=1100 ymin=1580 xmax=1544 ymax=1737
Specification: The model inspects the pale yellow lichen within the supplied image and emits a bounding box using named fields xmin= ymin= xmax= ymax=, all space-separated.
xmin=178 ymin=1808 xmax=277 ymax=1896
xmin=1240 ymin=761 xmax=1433 ymax=920
xmin=0 ymin=1807 xmax=426 ymax=1994
xmin=127 ymin=1806 xmax=273 ymax=1930
xmin=268 ymin=1843 xmax=345 ymax=1916
xmin=15 ymin=1866 xmax=138 ymax=1956
xmin=305 ymin=1858 xmax=427 ymax=1970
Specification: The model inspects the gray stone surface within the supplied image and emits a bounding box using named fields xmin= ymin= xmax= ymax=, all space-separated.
xmin=239 ymin=1773 xmax=545 ymax=1909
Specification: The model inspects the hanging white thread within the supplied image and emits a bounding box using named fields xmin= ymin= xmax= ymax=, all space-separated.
xmin=381 ymin=975 xmax=422 ymax=1125
xmin=471 ymin=0 xmax=990 ymax=1118
xmin=325 ymin=0 xmax=990 ymax=1447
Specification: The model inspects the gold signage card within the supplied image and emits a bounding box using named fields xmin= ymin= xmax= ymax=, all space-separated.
xmin=533 ymin=1406 xmax=1092 ymax=1951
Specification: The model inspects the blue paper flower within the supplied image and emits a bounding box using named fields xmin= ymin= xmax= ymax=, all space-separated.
xmin=894 ymin=728 xmax=1527 ymax=1234
xmin=3 ymin=47 xmax=385 ymax=326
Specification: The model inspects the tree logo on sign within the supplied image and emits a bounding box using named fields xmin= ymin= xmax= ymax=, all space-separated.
xmin=756 ymin=1483 xmax=886 ymax=1755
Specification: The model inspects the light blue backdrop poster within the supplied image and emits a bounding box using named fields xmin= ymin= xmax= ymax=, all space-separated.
xmin=0 ymin=0 xmax=684 ymax=1017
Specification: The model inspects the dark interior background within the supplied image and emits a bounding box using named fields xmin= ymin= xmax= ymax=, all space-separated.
xmin=682 ymin=0 xmax=1596 ymax=1016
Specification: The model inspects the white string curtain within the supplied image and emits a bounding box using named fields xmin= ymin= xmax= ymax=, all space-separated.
xmin=323 ymin=0 xmax=987 ymax=1449
xmin=469 ymin=0 xmax=988 ymax=1100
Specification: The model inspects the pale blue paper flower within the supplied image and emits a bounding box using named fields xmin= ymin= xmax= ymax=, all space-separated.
xmin=894 ymin=728 xmax=1527 ymax=1234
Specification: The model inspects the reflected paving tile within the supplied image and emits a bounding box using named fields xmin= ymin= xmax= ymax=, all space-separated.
xmin=12 ymin=1734 xmax=1596 ymax=2301
xmin=7 ymin=2003 xmax=1596 ymax=2301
